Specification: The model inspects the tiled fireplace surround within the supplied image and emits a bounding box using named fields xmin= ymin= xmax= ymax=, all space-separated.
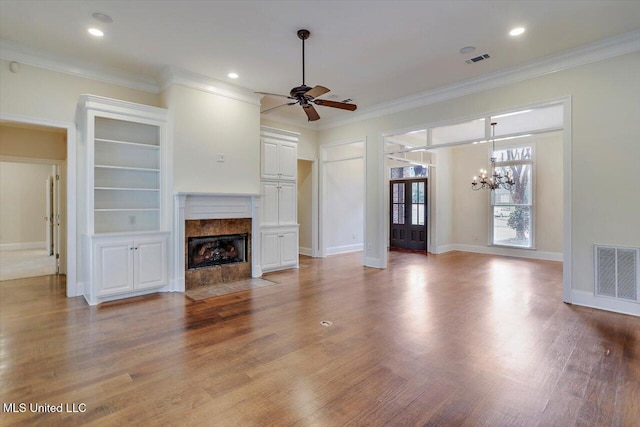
xmin=174 ymin=193 xmax=261 ymax=291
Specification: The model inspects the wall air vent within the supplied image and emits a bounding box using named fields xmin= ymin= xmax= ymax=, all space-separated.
xmin=595 ymin=245 xmax=639 ymax=301
xmin=465 ymin=54 xmax=491 ymax=64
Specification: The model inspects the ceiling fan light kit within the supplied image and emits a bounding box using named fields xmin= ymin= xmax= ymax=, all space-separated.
xmin=257 ymin=29 xmax=357 ymax=121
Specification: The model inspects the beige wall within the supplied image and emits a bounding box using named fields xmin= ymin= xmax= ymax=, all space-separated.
xmin=0 ymin=60 xmax=160 ymax=123
xmin=297 ymin=159 xmax=313 ymax=251
xmin=0 ymin=124 xmax=66 ymax=160
xmin=0 ymin=162 xmax=53 ymax=245
xmin=162 ymin=85 xmax=261 ymax=193
xmin=319 ymin=51 xmax=640 ymax=293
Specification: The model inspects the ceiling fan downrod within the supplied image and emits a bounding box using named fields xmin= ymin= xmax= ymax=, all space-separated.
xmin=297 ymin=29 xmax=310 ymax=86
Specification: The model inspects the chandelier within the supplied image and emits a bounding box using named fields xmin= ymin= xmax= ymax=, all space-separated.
xmin=471 ymin=122 xmax=515 ymax=191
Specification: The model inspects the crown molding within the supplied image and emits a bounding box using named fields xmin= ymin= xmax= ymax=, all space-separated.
xmin=158 ymin=66 xmax=262 ymax=106
xmin=318 ymin=29 xmax=640 ymax=131
xmin=77 ymin=94 xmax=168 ymax=120
xmin=0 ymin=39 xmax=160 ymax=93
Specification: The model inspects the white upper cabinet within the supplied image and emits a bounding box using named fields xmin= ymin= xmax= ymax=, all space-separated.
xmin=261 ymin=128 xmax=299 ymax=181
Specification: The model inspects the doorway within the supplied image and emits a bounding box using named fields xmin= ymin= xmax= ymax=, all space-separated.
xmin=390 ymin=178 xmax=427 ymax=251
xmin=297 ymin=158 xmax=318 ymax=257
xmin=0 ymin=120 xmax=70 ymax=284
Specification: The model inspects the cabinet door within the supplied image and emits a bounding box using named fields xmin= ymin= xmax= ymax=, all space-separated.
xmin=134 ymin=238 xmax=167 ymax=290
xmin=278 ymin=182 xmax=297 ymax=225
xmin=280 ymin=230 xmax=299 ymax=267
xmin=96 ymin=241 xmax=134 ymax=296
xmin=261 ymin=140 xmax=280 ymax=180
xmin=278 ymin=142 xmax=297 ymax=181
xmin=261 ymin=232 xmax=281 ymax=270
xmin=261 ymin=182 xmax=280 ymax=226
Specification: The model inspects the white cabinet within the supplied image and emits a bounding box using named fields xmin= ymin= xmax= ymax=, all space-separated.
xmin=261 ymin=135 xmax=297 ymax=181
xmin=261 ymin=228 xmax=299 ymax=272
xmin=88 ymin=233 xmax=168 ymax=304
xmin=261 ymin=181 xmax=297 ymax=226
xmin=78 ymin=95 xmax=170 ymax=304
xmin=260 ymin=127 xmax=300 ymax=273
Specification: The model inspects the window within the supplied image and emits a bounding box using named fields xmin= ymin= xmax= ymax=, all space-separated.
xmin=491 ymin=145 xmax=534 ymax=248
xmin=390 ymin=165 xmax=428 ymax=179
xmin=411 ymin=181 xmax=425 ymax=226
xmin=392 ymin=182 xmax=405 ymax=224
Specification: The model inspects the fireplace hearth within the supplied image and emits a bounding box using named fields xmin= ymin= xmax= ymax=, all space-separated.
xmin=188 ymin=234 xmax=247 ymax=270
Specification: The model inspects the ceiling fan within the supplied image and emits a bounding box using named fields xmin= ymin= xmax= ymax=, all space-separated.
xmin=257 ymin=29 xmax=357 ymax=122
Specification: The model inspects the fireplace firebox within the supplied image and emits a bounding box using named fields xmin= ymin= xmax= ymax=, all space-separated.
xmin=187 ymin=233 xmax=248 ymax=270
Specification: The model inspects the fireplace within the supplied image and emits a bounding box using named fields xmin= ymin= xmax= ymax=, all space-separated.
xmin=184 ymin=217 xmax=253 ymax=289
xmin=173 ymin=193 xmax=262 ymax=292
xmin=188 ymin=233 xmax=248 ymax=269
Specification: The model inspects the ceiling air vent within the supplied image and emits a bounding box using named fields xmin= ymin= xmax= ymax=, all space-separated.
xmin=466 ymin=54 xmax=491 ymax=64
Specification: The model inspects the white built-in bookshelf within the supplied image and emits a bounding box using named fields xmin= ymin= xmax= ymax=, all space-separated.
xmin=92 ymin=117 xmax=162 ymax=233
xmin=78 ymin=95 xmax=170 ymax=305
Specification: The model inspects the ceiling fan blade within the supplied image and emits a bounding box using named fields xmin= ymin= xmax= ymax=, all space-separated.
xmin=303 ymin=104 xmax=320 ymax=121
xmin=261 ymin=102 xmax=296 ymax=114
xmin=313 ymin=99 xmax=358 ymax=111
xmin=255 ymin=92 xmax=294 ymax=99
xmin=305 ymin=85 xmax=330 ymax=99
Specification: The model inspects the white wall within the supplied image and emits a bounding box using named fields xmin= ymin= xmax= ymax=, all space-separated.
xmin=297 ymin=159 xmax=313 ymax=253
xmin=324 ymin=157 xmax=364 ymax=255
xmin=431 ymin=147 xmax=453 ymax=252
xmin=162 ymin=84 xmax=261 ymax=194
xmin=0 ymin=162 xmax=53 ymax=247
xmin=318 ymin=51 xmax=640 ymax=297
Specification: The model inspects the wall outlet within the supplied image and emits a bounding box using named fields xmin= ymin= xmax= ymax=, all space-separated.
xmin=129 ymin=215 xmax=136 ymax=225
xmin=217 ymin=153 xmax=225 ymax=162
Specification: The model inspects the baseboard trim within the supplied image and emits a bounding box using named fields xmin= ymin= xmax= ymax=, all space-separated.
xmin=299 ymin=246 xmax=312 ymax=256
xmin=433 ymin=244 xmax=455 ymax=254
xmin=326 ymin=243 xmax=364 ymax=256
xmin=570 ymin=290 xmax=639 ymax=317
xmin=364 ymin=256 xmax=384 ymax=269
xmin=439 ymin=244 xmax=562 ymax=261
xmin=72 ymin=281 xmax=85 ymax=298
xmin=0 ymin=241 xmax=47 ymax=251
xmin=170 ymin=277 xmax=185 ymax=293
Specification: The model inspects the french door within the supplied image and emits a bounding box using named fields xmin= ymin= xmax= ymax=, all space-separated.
xmin=390 ymin=179 xmax=427 ymax=251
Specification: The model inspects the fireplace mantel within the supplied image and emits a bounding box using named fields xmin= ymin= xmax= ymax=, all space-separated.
xmin=172 ymin=192 xmax=262 ymax=292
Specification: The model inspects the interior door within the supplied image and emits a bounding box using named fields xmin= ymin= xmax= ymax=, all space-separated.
xmin=390 ymin=179 xmax=427 ymax=251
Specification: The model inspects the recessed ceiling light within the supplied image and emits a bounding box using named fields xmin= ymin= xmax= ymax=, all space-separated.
xmin=509 ymin=27 xmax=525 ymax=36
xmin=459 ymin=46 xmax=476 ymax=54
xmin=228 ymin=72 xmax=239 ymax=79
xmin=88 ymin=28 xmax=104 ymax=37
xmin=91 ymin=12 xmax=113 ymax=24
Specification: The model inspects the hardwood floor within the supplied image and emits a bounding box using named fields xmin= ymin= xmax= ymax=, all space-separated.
xmin=1 ymin=251 xmax=638 ymax=426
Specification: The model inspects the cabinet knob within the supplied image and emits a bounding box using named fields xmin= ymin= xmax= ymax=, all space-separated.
xmin=130 ymin=247 xmax=134 ymax=251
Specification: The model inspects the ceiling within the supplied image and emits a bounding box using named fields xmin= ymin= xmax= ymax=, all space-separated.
xmin=1 ymin=1 xmax=639 ymax=127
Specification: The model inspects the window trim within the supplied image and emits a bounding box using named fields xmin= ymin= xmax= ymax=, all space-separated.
xmin=488 ymin=142 xmax=536 ymax=249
